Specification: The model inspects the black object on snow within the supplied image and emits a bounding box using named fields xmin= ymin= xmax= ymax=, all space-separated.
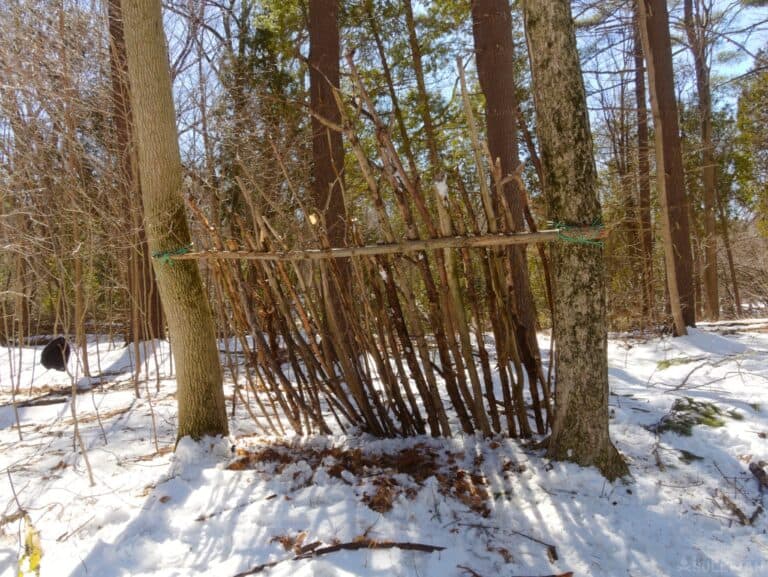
xmin=41 ymin=336 xmax=71 ymax=371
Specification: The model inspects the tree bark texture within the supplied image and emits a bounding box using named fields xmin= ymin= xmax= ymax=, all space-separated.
xmin=107 ymin=0 xmax=165 ymax=342
xmin=684 ymin=0 xmax=719 ymax=320
xmin=120 ymin=0 xmax=228 ymax=440
xmin=636 ymin=0 xmax=696 ymax=334
xmin=309 ymin=0 xmax=346 ymax=248
xmin=523 ymin=0 xmax=627 ymax=480
xmin=309 ymin=0 xmax=352 ymax=353
xmin=470 ymin=0 xmax=545 ymax=432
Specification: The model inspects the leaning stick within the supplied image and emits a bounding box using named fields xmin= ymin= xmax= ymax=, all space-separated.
xmin=165 ymin=227 xmax=605 ymax=263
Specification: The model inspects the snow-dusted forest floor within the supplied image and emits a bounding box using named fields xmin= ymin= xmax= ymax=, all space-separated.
xmin=1 ymin=324 xmax=767 ymax=577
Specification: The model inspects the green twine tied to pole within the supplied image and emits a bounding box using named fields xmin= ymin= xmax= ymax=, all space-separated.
xmin=152 ymin=244 xmax=193 ymax=266
xmin=550 ymin=218 xmax=606 ymax=246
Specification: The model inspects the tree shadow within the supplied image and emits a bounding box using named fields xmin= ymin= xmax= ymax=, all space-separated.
xmin=64 ymin=446 xmax=428 ymax=577
xmin=483 ymin=434 xmax=764 ymax=577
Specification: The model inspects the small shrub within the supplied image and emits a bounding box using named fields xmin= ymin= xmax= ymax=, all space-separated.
xmin=654 ymin=397 xmax=728 ymax=436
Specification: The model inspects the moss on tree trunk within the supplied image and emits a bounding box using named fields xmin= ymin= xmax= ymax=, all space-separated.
xmin=523 ymin=0 xmax=627 ymax=480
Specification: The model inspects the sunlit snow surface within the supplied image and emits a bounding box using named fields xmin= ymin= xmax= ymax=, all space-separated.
xmin=1 ymin=324 xmax=767 ymax=577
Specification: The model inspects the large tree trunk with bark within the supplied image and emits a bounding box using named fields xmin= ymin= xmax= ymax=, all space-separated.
xmin=684 ymin=0 xmax=719 ymax=320
xmin=637 ymin=0 xmax=696 ymax=335
xmin=470 ymin=0 xmax=546 ymax=433
xmin=107 ymin=0 xmax=164 ymax=343
xmin=121 ymin=0 xmax=228 ymax=440
xmin=309 ymin=0 xmax=351 ymax=352
xmin=523 ymin=0 xmax=627 ymax=480
xmin=309 ymin=0 xmax=346 ymax=248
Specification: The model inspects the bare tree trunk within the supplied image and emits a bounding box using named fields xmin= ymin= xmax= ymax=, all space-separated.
xmin=107 ymin=0 xmax=164 ymax=343
xmin=690 ymin=204 xmax=705 ymax=319
xmin=73 ymin=217 xmax=89 ymax=377
xmin=309 ymin=0 xmax=351 ymax=355
xmin=218 ymin=1 xmax=253 ymax=242
xmin=470 ymin=0 xmax=546 ymax=433
xmin=523 ymin=0 xmax=627 ymax=480
xmin=309 ymin=0 xmax=346 ymax=248
xmin=13 ymin=223 xmax=30 ymax=341
xmin=684 ymin=0 xmax=719 ymax=320
xmin=121 ymin=0 xmax=228 ymax=440
xmin=634 ymin=20 xmax=655 ymax=324
xmin=636 ymin=0 xmax=696 ymax=335
xmin=717 ymin=189 xmax=741 ymax=316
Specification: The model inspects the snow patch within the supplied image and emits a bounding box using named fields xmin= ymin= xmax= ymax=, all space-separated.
xmin=677 ymin=327 xmax=750 ymax=355
xmin=2 ymin=328 xmax=767 ymax=577
xmin=434 ymin=178 xmax=449 ymax=202
xmin=170 ymin=435 xmax=231 ymax=480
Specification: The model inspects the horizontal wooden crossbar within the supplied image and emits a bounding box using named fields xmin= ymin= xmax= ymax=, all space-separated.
xmin=165 ymin=226 xmax=605 ymax=263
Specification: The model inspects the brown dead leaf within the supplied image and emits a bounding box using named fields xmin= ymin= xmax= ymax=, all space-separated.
xmin=227 ymin=447 xmax=295 ymax=472
xmin=363 ymin=477 xmax=399 ymax=513
xmin=488 ymin=545 xmax=514 ymax=563
xmin=441 ymin=470 xmax=491 ymax=517
xmin=502 ymin=460 xmax=527 ymax=474
xmin=270 ymin=531 xmax=307 ymax=552
xmin=138 ymin=483 xmax=156 ymax=497
xmin=226 ymin=459 xmax=250 ymax=471
xmin=292 ymin=531 xmax=307 ymax=553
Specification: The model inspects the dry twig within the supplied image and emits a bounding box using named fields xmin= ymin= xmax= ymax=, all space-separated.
xmin=749 ymin=461 xmax=768 ymax=490
xmin=233 ymin=539 xmax=445 ymax=577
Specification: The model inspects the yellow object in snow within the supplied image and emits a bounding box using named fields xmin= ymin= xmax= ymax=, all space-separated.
xmin=18 ymin=515 xmax=41 ymax=577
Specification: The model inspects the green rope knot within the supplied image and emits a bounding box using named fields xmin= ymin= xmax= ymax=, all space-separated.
xmin=152 ymin=244 xmax=193 ymax=266
xmin=551 ymin=218 xmax=606 ymax=246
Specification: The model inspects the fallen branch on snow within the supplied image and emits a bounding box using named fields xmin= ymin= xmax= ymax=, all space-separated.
xmin=716 ymin=490 xmax=750 ymax=525
xmin=458 ymin=567 xmax=572 ymax=577
xmin=455 ymin=521 xmax=559 ymax=562
xmin=233 ymin=539 xmax=445 ymax=576
xmin=0 ymin=509 xmax=25 ymax=528
xmin=715 ymin=489 xmax=762 ymax=526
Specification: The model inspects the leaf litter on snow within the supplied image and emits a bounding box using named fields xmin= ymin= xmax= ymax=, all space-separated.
xmin=226 ymin=438 xmax=495 ymax=516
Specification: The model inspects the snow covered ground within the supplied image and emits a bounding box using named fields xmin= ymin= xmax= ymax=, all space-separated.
xmin=1 ymin=325 xmax=767 ymax=577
